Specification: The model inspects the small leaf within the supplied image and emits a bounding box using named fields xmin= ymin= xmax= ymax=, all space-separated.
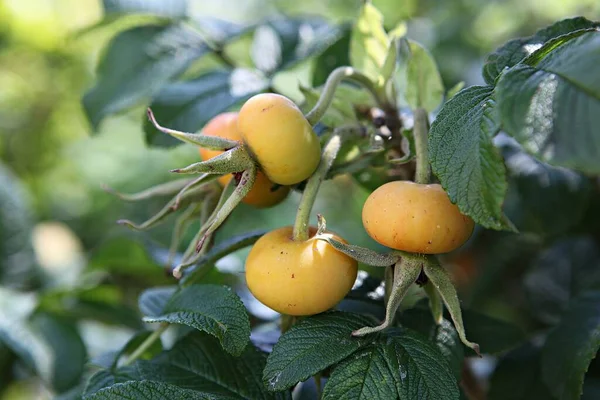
xmin=315 ymin=235 xmax=402 ymax=266
xmin=102 ymin=0 xmax=188 ymax=18
xmin=350 ymin=2 xmax=390 ymax=83
xmin=251 ymin=18 xmax=342 ymax=74
xmin=323 ymin=328 xmax=460 ymax=400
xmin=263 ymin=311 xmax=376 ymax=391
xmin=181 ymin=230 xmax=267 ymax=286
xmin=136 ymin=331 xmax=280 ymax=399
xmin=496 ymin=31 xmax=600 ymax=174
xmin=83 ymin=23 xmax=208 ymax=131
xmin=482 ymin=17 xmax=599 ymax=84
xmin=85 ymin=380 xmax=221 ymax=400
xmin=541 ymin=291 xmax=600 ymax=400
xmin=525 ymin=236 xmax=600 ymax=325
xmin=402 ymin=39 xmax=444 ymax=112
xmin=141 ymin=284 xmax=251 ymax=356
xmin=144 ymin=69 xmax=268 ymax=147
xmin=498 ymin=135 xmax=592 ymax=236
xmin=429 ymin=85 xmax=512 ymax=230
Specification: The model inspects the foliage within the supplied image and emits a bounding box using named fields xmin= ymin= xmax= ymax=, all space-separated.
xmin=0 ymin=1 xmax=599 ymax=399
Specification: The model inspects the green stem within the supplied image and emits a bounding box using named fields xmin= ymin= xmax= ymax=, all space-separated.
xmin=122 ymin=323 xmax=168 ymax=366
xmin=305 ymin=66 xmax=385 ymax=125
xmin=413 ymin=108 xmax=430 ymax=184
xmin=292 ymin=134 xmax=342 ymax=242
xmin=314 ymin=373 xmax=323 ymax=398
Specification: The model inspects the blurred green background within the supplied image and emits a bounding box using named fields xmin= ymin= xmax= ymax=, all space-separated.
xmin=0 ymin=0 xmax=598 ymax=398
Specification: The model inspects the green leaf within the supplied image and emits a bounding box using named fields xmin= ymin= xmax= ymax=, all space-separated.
xmin=251 ymin=18 xmax=342 ymax=74
xmin=181 ymin=230 xmax=267 ymax=286
xmin=496 ymin=31 xmax=600 ymax=174
xmin=84 ymin=367 xmax=141 ymax=397
xmin=39 ymin=285 xmax=142 ymax=330
xmin=300 ymin=83 xmax=373 ymax=128
xmin=429 ymin=85 xmax=511 ymax=230
xmin=399 ymin=309 xmax=464 ymax=379
xmin=402 ymin=39 xmax=444 ymax=112
xmin=312 ymin=24 xmax=351 ymax=87
xmin=525 ymin=236 xmax=600 ymax=325
xmin=322 ymin=328 xmax=459 ymax=400
xmin=113 ymin=331 xmax=164 ymax=368
xmin=499 ymin=135 xmax=592 ymax=236
xmin=482 ymin=17 xmax=599 ymax=84
xmin=88 ymin=238 xmax=170 ymax=285
xmin=83 ymin=23 xmax=208 ymax=131
xmin=263 ymin=312 xmax=376 ymax=391
xmin=541 ymin=291 xmax=600 ymax=400
xmin=144 ymin=69 xmax=268 ymax=147
xmin=141 ymin=284 xmax=250 ymax=356
xmin=26 ymin=312 xmax=87 ymax=393
xmin=350 ymin=2 xmax=390 ymax=83
xmin=102 ymin=0 xmax=188 ymax=18
xmin=136 ymin=331 xmax=281 ymax=399
xmin=85 ymin=381 xmax=226 ymax=400
xmin=488 ymin=342 xmax=553 ymax=400
xmin=0 ymin=163 xmax=37 ymax=289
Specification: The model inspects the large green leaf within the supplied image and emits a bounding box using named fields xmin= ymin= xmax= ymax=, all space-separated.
xmin=83 ymin=23 xmax=208 ymax=131
xmin=140 ymin=285 xmax=250 ymax=356
xmin=525 ymin=236 xmax=600 ymax=325
xmin=322 ymin=328 xmax=459 ymax=399
xmin=144 ymin=69 xmax=268 ymax=147
xmin=429 ymin=85 xmax=511 ymax=230
xmin=482 ymin=17 xmax=599 ymax=84
xmin=499 ymin=135 xmax=592 ymax=236
xmin=0 ymin=164 xmax=37 ymax=289
xmin=263 ymin=312 xmax=376 ymax=391
xmin=251 ymin=18 xmax=342 ymax=74
xmin=541 ymin=291 xmax=600 ymax=400
xmin=135 ymin=331 xmax=282 ymax=399
xmin=496 ymin=30 xmax=600 ymax=174
xmin=401 ymin=39 xmax=444 ymax=112
xmin=488 ymin=342 xmax=552 ymax=400
xmin=84 ymin=367 xmax=141 ymax=397
xmin=102 ymin=0 xmax=188 ymax=18
xmin=86 ymin=381 xmax=226 ymax=400
xmin=350 ymin=2 xmax=389 ymax=83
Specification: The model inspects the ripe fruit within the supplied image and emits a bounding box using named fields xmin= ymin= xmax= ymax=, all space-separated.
xmin=245 ymin=226 xmax=358 ymax=316
xmin=362 ymin=181 xmax=474 ymax=254
xmin=238 ymin=93 xmax=321 ymax=185
xmin=199 ymin=112 xmax=289 ymax=208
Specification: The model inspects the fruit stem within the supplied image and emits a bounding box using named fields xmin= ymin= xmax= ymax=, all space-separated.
xmin=413 ymin=108 xmax=430 ymax=184
xmin=305 ymin=66 xmax=385 ymax=125
xmin=292 ymin=134 xmax=342 ymax=242
xmin=121 ymin=322 xmax=168 ymax=366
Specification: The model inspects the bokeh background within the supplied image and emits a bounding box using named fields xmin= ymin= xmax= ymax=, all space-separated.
xmin=0 ymin=0 xmax=599 ymax=398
